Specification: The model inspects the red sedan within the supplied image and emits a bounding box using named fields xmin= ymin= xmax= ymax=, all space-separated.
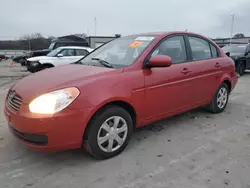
xmin=4 ymin=32 xmax=238 ymax=159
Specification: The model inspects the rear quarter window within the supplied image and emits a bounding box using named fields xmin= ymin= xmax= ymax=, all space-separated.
xmin=210 ymin=44 xmax=219 ymax=58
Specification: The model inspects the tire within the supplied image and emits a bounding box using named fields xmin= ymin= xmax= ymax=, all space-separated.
xmin=205 ymin=83 xmax=229 ymax=113
xmin=84 ymin=105 xmax=133 ymax=159
xmin=20 ymin=59 xmax=26 ymax=66
xmin=236 ymin=61 xmax=246 ymax=76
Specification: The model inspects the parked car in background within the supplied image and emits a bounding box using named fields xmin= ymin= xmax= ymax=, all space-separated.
xmin=222 ymin=43 xmax=250 ymax=76
xmin=18 ymin=36 xmax=90 ymax=66
xmin=0 ymin=55 xmax=9 ymax=61
xmin=13 ymin=55 xmax=25 ymax=64
xmin=26 ymin=46 xmax=93 ymax=73
xmin=4 ymin=32 xmax=238 ymax=159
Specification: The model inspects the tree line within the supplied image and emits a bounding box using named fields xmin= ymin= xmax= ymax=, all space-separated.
xmin=0 ymin=33 xmax=55 ymax=51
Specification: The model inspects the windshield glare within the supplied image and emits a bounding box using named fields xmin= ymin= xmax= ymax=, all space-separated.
xmin=222 ymin=45 xmax=246 ymax=53
xmin=79 ymin=36 xmax=156 ymax=68
xmin=47 ymin=48 xmax=61 ymax=57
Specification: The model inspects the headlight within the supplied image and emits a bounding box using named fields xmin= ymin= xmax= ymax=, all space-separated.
xmin=31 ymin=61 xmax=40 ymax=66
xmin=26 ymin=52 xmax=32 ymax=58
xmin=29 ymin=87 xmax=80 ymax=114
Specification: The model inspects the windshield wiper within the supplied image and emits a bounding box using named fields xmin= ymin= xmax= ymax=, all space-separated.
xmin=91 ymin=58 xmax=113 ymax=68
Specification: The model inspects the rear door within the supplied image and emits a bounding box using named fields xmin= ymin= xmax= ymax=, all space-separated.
xmin=75 ymin=49 xmax=90 ymax=61
xmin=185 ymin=35 xmax=223 ymax=104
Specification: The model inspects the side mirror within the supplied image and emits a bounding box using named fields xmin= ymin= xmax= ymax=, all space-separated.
xmin=57 ymin=54 xmax=63 ymax=57
xmin=147 ymin=55 xmax=172 ymax=68
xmin=225 ymin=52 xmax=230 ymax=57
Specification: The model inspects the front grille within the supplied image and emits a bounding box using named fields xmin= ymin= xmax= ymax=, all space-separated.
xmin=7 ymin=90 xmax=23 ymax=112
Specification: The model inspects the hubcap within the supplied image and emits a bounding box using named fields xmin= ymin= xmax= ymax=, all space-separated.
xmin=97 ymin=116 xmax=128 ymax=153
xmin=217 ymin=87 xmax=228 ymax=109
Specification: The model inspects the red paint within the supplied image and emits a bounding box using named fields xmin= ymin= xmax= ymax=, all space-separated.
xmin=4 ymin=32 xmax=238 ymax=151
xmin=148 ymin=55 xmax=172 ymax=67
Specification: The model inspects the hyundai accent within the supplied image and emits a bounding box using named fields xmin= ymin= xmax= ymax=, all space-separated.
xmin=4 ymin=32 xmax=238 ymax=159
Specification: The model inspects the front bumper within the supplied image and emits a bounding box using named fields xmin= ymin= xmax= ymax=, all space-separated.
xmin=4 ymin=101 xmax=94 ymax=152
xmin=9 ymin=125 xmax=48 ymax=146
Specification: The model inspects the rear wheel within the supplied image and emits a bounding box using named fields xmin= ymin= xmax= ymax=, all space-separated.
xmin=236 ymin=61 xmax=246 ymax=76
xmin=84 ymin=106 xmax=133 ymax=159
xmin=205 ymin=83 xmax=229 ymax=113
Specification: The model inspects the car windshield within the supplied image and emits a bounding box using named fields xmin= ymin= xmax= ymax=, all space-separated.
xmin=48 ymin=42 xmax=56 ymax=50
xmin=222 ymin=45 xmax=246 ymax=53
xmin=79 ymin=36 xmax=156 ymax=68
xmin=46 ymin=48 xmax=62 ymax=57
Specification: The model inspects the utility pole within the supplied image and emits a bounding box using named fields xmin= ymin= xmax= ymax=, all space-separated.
xmin=94 ymin=17 xmax=97 ymax=36
xmin=230 ymin=14 xmax=235 ymax=45
xmin=28 ymin=38 xmax=31 ymax=51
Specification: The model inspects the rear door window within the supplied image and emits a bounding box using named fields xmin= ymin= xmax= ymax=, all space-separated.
xmin=188 ymin=36 xmax=212 ymax=60
xmin=210 ymin=44 xmax=219 ymax=58
xmin=75 ymin=49 xmax=89 ymax=56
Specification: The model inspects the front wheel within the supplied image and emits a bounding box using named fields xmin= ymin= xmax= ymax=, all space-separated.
xmin=205 ymin=83 xmax=229 ymax=113
xmin=84 ymin=106 xmax=133 ymax=159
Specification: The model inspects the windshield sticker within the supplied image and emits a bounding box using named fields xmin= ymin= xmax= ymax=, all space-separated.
xmin=238 ymin=46 xmax=246 ymax=47
xmin=135 ymin=36 xmax=155 ymax=41
xmin=129 ymin=41 xmax=143 ymax=48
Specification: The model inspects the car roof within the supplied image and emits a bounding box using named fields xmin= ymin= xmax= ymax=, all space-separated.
xmin=57 ymin=46 xmax=93 ymax=50
xmin=128 ymin=31 xmax=209 ymax=38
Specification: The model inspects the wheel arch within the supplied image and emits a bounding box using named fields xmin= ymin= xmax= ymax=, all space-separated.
xmin=83 ymin=100 xmax=137 ymax=140
xmin=219 ymin=73 xmax=232 ymax=93
xmin=222 ymin=79 xmax=232 ymax=93
xmin=41 ymin=63 xmax=54 ymax=67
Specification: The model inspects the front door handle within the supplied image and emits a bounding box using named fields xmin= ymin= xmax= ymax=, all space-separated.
xmin=181 ymin=68 xmax=192 ymax=74
xmin=215 ymin=62 xmax=222 ymax=68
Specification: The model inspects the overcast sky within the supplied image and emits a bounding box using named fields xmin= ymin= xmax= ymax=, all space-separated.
xmin=1 ymin=0 xmax=250 ymax=39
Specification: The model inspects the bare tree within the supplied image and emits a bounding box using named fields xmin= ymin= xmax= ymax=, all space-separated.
xmin=20 ymin=34 xmax=32 ymax=50
xmin=233 ymin=33 xmax=245 ymax=39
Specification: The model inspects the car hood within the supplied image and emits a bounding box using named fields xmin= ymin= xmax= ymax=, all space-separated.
xmin=32 ymin=49 xmax=50 ymax=54
xmin=27 ymin=56 xmax=52 ymax=62
xmin=12 ymin=65 xmax=122 ymax=103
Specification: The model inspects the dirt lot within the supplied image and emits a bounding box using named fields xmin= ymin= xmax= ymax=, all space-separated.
xmin=0 ymin=60 xmax=250 ymax=188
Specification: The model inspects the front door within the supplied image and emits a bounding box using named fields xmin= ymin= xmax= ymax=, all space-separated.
xmin=144 ymin=35 xmax=194 ymax=120
xmin=54 ymin=49 xmax=76 ymax=66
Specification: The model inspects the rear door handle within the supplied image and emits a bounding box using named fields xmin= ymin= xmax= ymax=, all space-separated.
xmin=181 ymin=68 xmax=192 ymax=74
xmin=215 ymin=62 xmax=222 ymax=68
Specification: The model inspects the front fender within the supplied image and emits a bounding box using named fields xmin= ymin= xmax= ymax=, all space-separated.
xmin=69 ymin=70 xmax=145 ymax=123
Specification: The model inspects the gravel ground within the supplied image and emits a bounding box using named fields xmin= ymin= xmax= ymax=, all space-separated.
xmin=0 ymin=60 xmax=250 ymax=188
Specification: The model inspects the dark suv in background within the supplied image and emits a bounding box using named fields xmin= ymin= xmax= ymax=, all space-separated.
xmin=222 ymin=44 xmax=250 ymax=76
